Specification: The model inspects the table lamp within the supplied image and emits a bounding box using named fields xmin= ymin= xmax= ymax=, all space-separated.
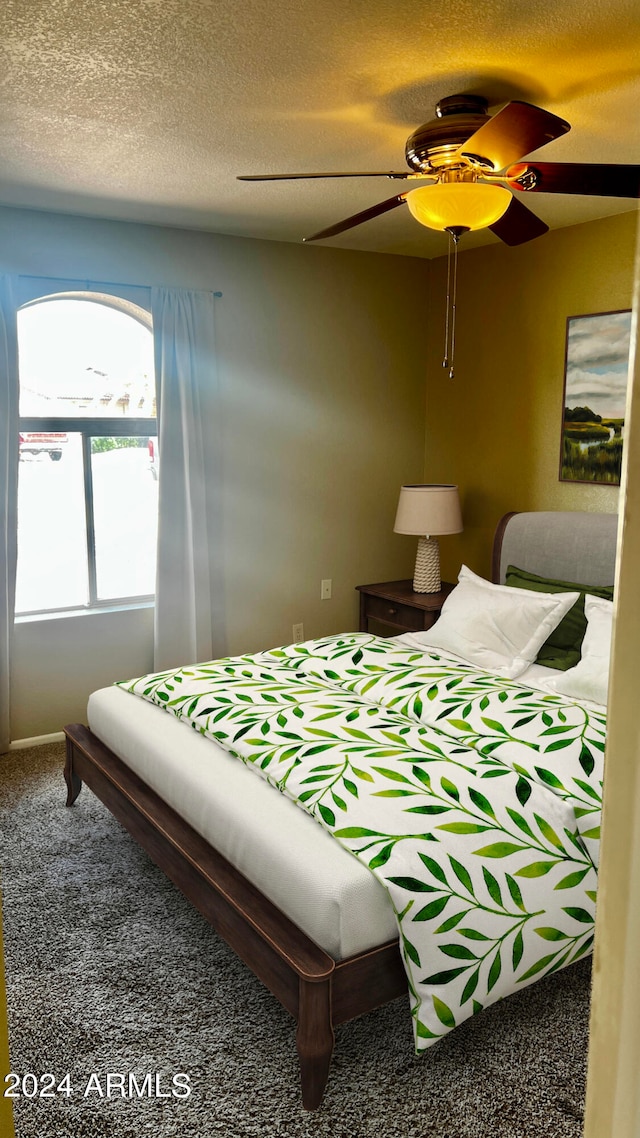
xmin=394 ymin=484 xmax=463 ymax=593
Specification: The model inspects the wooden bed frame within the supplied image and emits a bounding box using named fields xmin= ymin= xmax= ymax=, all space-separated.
xmin=63 ymin=510 xmax=616 ymax=1109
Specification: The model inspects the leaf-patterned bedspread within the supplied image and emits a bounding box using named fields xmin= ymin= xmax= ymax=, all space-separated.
xmin=118 ymin=633 xmax=603 ymax=1050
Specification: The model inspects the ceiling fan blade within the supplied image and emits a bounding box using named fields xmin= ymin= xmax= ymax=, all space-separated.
xmin=489 ymin=196 xmax=549 ymax=246
xmin=506 ymin=162 xmax=640 ymax=198
xmin=237 ymin=171 xmax=410 ymax=181
xmin=303 ymin=194 xmax=407 ymax=241
xmin=458 ymin=101 xmax=570 ymax=171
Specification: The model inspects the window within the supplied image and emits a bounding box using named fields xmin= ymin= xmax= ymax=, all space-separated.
xmin=16 ymin=294 xmax=158 ymax=616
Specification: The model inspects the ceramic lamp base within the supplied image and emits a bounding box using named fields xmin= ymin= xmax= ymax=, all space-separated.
xmin=413 ymin=537 xmax=441 ymax=593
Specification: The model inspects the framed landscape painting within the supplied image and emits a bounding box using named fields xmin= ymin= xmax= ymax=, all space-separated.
xmin=560 ymin=308 xmax=632 ymax=485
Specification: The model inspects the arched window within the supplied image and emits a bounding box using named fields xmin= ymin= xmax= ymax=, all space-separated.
xmin=16 ymin=294 xmax=157 ymax=615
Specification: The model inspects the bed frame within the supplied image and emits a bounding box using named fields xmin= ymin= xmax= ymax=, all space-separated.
xmin=64 ymin=510 xmax=618 ymax=1109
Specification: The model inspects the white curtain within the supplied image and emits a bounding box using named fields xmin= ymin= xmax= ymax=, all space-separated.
xmin=151 ymin=287 xmax=225 ymax=671
xmin=0 ymin=278 xmax=18 ymax=754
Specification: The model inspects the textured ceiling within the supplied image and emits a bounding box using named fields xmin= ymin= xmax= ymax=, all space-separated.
xmin=1 ymin=0 xmax=639 ymax=258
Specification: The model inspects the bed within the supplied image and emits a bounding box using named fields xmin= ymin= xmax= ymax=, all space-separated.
xmin=63 ymin=509 xmax=617 ymax=1109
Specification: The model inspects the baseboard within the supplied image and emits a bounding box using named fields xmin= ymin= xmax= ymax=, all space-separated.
xmin=9 ymin=731 xmax=66 ymax=751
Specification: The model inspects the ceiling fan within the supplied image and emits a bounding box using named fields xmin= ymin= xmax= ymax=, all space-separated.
xmin=238 ymin=94 xmax=640 ymax=246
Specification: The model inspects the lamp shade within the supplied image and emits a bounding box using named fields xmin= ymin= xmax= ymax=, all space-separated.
xmin=394 ymin=484 xmax=463 ymax=536
xmin=406 ymin=183 xmax=512 ymax=232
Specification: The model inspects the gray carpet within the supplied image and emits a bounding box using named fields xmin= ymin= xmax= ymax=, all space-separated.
xmin=0 ymin=741 xmax=590 ymax=1138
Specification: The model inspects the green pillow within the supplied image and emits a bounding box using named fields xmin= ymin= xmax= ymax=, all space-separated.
xmin=505 ymin=565 xmax=614 ymax=670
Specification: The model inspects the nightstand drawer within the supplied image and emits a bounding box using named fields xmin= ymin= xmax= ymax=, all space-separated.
xmin=365 ymin=594 xmax=428 ymax=632
xmin=356 ymin=580 xmax=454 ymax=636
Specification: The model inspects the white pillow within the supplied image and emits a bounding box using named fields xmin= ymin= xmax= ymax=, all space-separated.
xmin=541 ymin=595 xmax=613 ymax=706
xmin=411 ymin=565 xmax=580 ymax=679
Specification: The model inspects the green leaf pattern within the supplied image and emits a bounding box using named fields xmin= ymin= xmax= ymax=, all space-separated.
xmin=118 ymin=633 xmax=601 ymax=1050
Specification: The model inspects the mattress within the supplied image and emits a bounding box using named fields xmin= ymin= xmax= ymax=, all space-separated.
xmin=87 ymin=639 xmax=561 ymax=962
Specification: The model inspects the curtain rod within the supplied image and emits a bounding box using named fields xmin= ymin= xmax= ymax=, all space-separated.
xmin=18 ymin=272 xmax=222 ymax=297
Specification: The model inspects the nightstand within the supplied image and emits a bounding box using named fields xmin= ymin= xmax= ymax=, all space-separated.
xmin=356 ymin=579 xmax=455 ymax=635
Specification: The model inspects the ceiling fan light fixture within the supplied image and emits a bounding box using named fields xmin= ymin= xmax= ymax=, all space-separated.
xmin=406 ymin=182 xmax=512 ymax=232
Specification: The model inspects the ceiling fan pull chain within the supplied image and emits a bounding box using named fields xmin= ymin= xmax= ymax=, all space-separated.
xmin=449 ymin=233 xmax=459 ymax=380
xmin=442 ymin=231 xmax=452 ymax=369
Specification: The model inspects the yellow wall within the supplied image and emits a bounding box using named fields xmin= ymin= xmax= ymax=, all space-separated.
xmin=423 ymin=211 xmax=637 ymax=582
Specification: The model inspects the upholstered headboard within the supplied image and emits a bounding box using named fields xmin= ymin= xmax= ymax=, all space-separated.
xmin=492 ymin=511 xmax=618 ymax=587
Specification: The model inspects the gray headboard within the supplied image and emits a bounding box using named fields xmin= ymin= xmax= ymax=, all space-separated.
xmin=492 ymin=511 xmax=618 ymax=586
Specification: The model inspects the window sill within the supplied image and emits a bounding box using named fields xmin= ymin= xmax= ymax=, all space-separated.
xmin=15 ymin=600 xmax=155 ymax=624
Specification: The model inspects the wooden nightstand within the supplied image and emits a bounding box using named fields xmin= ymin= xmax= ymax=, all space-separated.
xmin=356 ymin=579 xmax=455 ymax=635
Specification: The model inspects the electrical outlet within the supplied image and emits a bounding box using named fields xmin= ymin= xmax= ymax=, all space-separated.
xmin=321 ymin=578 xmax=332 ymax=600
xmin=292 ymin=623 xmax=304 ymax=643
